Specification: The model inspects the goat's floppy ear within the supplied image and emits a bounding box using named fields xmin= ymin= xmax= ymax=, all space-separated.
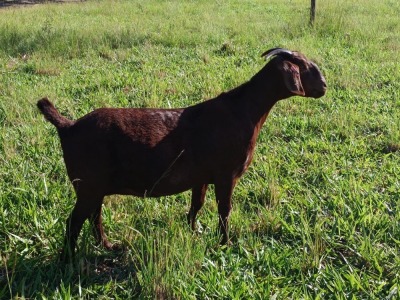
xmin=279 ymin=60 xmax=305 ymax=96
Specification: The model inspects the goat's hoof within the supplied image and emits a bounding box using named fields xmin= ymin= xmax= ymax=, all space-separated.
xmin=103 ymin=242 xmax=123 ymax=252
xmin=58 ymin=248 xmax=74 ymax=263
xmin=219 ymin=237 xmax=232 ymax=247
xmin=102 ymin=241 xmax=114 ymax=251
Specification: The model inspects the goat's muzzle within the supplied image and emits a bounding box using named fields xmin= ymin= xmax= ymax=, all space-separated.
xmin=311 ymin=78 xmax=327 ymax=98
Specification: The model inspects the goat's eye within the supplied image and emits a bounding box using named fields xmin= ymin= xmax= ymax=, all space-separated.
xmin=300 ymin=67 xmax=308 ymax=74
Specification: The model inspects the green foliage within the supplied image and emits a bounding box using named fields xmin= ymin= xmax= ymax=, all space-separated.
xmin=0 ymin=0 xmax=399 ymax=298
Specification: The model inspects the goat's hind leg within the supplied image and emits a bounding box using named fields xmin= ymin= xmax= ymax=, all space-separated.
xmin=60 ymin=190 xmax=103 ymax=260
xmin=90 ymin=202 xmax=114 ymax=250
xmin=61 ymin=201 xmax=90 ymax=261
xmin=187 ymin=184 xmax=208 ymax=231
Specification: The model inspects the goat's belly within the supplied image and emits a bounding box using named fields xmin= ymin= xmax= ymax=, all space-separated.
xmin=108 ymin=148 xmax=208 ymax=197
xmin=110 ymin=167 xmax=202 ymax=197
xmin=111 ymin=180 xmax=194 ymax=197
xmin=114 ymin=185 xmax=191 ymax=198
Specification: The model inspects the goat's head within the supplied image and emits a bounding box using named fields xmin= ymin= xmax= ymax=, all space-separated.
xmin=261 ymin=48 xmax=327 ymax=99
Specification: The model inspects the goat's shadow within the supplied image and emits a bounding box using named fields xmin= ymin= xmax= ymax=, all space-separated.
xmin=0 ymin=246 xmax=138 ymax=299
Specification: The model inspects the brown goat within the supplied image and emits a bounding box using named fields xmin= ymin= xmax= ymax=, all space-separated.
xmin=37 ymin=48 xmax=327 ymax=258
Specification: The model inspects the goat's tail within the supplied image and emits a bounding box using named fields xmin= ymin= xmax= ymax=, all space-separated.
xmin=37 ymin=98 xmax=73 ymax=130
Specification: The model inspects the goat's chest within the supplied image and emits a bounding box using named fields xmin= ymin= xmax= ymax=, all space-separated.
xmin=235 ymin=139 xmax=257 ymax=177
xmin=210 ymin=128 xmax=257 ymax=177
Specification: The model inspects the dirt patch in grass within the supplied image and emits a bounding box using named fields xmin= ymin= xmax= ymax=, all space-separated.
xmin=0 ymin=0 xmax=84 ymax=9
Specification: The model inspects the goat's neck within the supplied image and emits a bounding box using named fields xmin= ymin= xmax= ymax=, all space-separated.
xmin=240 ymin=67 xmax=288 ymax=131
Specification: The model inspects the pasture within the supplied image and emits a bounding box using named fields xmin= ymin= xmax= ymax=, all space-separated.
xmin=0 ymin=0 xmax=399 ymax=298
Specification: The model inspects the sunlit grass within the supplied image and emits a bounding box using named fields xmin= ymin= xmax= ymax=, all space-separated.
xmin=0 ymin=0 xmax=399 ymax=298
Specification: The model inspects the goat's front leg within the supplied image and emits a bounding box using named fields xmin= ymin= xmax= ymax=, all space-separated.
xmin=215 ymin=178 xmax=236 ymax=245
xmin=90 ymin=201 xmax=114 ymax=250
xmin=187 ymin=184 xmax=208 ymax=230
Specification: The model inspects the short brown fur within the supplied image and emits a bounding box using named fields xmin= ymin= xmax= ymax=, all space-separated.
xmin=37 ymin=48 xmax=327 ymax=258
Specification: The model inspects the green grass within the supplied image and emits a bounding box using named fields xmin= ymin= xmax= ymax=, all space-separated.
xmin=0 ymin=0 xmax=399 ymax=298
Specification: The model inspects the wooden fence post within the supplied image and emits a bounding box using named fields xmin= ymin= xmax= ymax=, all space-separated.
xmin=310 ymin=0 xmax=316 ymax=26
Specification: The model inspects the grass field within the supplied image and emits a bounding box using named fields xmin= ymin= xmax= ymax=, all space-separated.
xmin=0 ymin=0 xmax=399 ymax=298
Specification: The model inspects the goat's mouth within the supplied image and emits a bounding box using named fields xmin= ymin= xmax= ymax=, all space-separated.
xmin=311 ymin=88 xmax=327 ymax=98
xmin=309 ymin=82 xmax=327 ymax=98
